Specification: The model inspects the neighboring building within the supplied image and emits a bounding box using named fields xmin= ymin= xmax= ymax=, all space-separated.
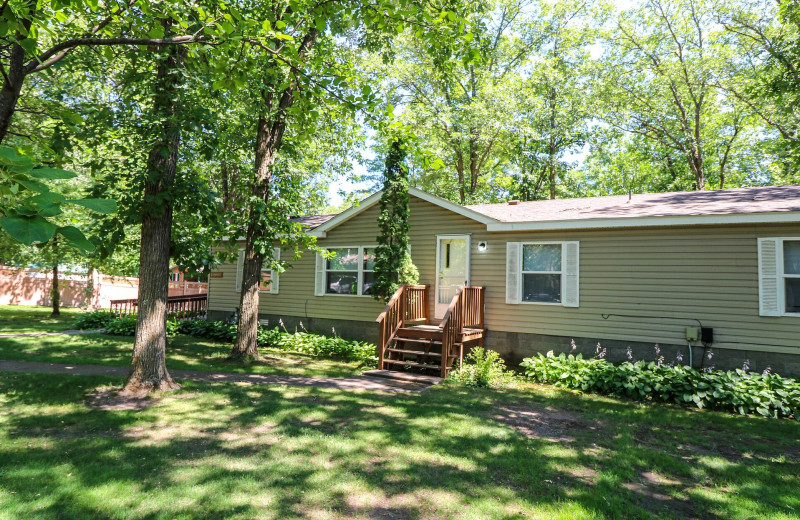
xmin=207 ymin=185 xmax=800 ymax=376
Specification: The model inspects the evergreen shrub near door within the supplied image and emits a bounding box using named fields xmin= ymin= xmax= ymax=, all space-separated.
xmin=521 ymin=350 xmax=800 ymax=420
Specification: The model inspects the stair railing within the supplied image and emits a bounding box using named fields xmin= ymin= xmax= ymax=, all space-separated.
xmin=439 ymin=287 xmax=465 ymax=378
xmin=375 ymin=284 xmax=429 ymax=370
xmin=461 ymin=286 xmax=485 ymax=329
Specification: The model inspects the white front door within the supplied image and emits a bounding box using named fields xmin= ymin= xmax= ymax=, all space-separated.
xmin=435 ymin=235 xmax=471 ymax=319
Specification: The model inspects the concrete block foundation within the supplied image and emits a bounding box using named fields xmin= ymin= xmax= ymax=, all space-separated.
xmin=206 ymin=310 xmax=800 ymax=377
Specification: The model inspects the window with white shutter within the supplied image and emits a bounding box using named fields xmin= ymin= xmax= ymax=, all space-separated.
xmin=235 ymin=249 xmax=244 ymax=293
xmin=505 ymin=242 xmax=521 ymax=304
xmin=259 ymin=247 xmax=281 ymax=294
xmin=562 ymin=241 xmax=580 ymax=308
xmin=314 ymin=253 xmax=325 ymax=296
xmin=759 ymin=238 xmax=800 ymax=316
xmin=506 ymin=241 xmax=579 ymax=308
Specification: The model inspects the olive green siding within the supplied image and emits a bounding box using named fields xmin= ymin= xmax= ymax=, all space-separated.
xmin=208 ymin=195 xmax=800 ymax=356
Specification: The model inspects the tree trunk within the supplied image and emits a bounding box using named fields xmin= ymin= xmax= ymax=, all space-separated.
xmin=230 ymin=28 xmax=319 ymax=360
xmin=230 ymin=114 xmax=278 ymax=360
xmin=50 ymin=238 xmax=60 ymax=317
xmin=86 ymin=265 xmax=96 ymax=309
xmin=122 ymin=22 xmax=186 ymax=395
xmin=0 ymin=3 xmax=35 ymax=144
xmin=232 ymin=219 xmax=266 ymax=360
xmin=548 ymin=85 xmax=557 ymax=200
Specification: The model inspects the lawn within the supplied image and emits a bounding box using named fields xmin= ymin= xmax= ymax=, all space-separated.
xmin=0 ymin=333 xmax=369 ymax=378
xmin=0 ymin=305 xmax=798 ymax=519
xmin=0 ymin=372 xmax=798 ymax=520
xmin=0 ymin=305 xmax=370 ymax=378
xmin=0 ymin=305 xmax=84 ymax=334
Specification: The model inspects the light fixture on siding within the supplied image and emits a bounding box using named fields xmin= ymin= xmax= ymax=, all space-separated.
xmin=477 ymin=241 xmax=488 ymax=252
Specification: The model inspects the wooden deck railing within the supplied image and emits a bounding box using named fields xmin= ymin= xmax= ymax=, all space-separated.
xmin=461 ymin=286 xmax=485 ymax=329
xmin=439 ymin=288 xmax=464 ymax=378
xmin=439 ymin=286 xmax=485 ymax=377
xmin=375 ymin=284 xmax=429 ymax=370
xmin=109 ymin=294 xmax=208 ymax=319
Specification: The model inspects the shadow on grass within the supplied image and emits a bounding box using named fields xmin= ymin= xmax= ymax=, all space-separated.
xmin=0 ymin=333 xmax=369 ymax=378
xmin=0 ymin=373 xmax=798 ymax=519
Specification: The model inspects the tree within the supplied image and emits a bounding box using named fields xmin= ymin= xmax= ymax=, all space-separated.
xmin=122 ymin=20 xmax=186 ymax=394
xmin=508 ymin=0 xmax=601 ymax=200
xmin=597 ymin=0 xmax=753 ymax=190
xmin=226 ymin=0 xmax=470 ymax=359
xmin=717 ymin=0 xmax=800 ymax=176
xmin=0 ymin=1 xmax=216 ymax=144
xmin=379 ymin=0 xmax=532 ymax=203
xmin=372 ymin=138 xmax=418 ymax=302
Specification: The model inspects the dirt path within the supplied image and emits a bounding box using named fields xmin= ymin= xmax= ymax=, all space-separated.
xmin=0 ymin=360 xmax=438 ymax=393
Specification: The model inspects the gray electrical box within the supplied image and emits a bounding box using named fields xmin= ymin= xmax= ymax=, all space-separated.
xmin=685 ymin=327 xmax=700 ymax=342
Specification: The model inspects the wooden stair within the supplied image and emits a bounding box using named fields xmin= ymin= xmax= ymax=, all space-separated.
xmin=376 ymin=285 xmax=486 ymax=378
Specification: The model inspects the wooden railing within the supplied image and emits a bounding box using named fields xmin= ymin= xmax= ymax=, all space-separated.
xmin=375 ymin=284 xmax=429 ymax=370
xmin=438 ymin=286 xmax=485 ymax=377
xmin=439 ymin=288 xmax=465 ymax=378
xmin=109 ymin=294 xmax=208 ymax=319
xmin=461 ymin=286 xmax=485 ymax=329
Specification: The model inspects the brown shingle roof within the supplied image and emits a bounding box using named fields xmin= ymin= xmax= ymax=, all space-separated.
xmin=466 ymin=185 xmax=800 ymax=223
xmin=290 ymin=214 xmax=336 ymax=229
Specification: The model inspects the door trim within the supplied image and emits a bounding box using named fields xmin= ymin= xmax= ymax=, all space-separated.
xmin=434 ymin=234 xmax=471 ymax=319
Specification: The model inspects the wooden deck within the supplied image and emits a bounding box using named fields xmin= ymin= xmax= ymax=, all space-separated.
xmin=376 ymin=285 xmax=486 ymax=378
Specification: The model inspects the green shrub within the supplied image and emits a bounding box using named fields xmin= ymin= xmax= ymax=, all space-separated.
xmin=261 ymin=329 xmax=377 ymax=365
xmin=169 ymin=319 xmax=376 ymax=365
xmin=178 ymin=319 xmax=236 ymax=342
xmin=521 ymin=350 xmax=800 ymax=420
xmin=73 ymin=311 xmax=116 ymax=330
xmin=103 ymin=316 xmax=138 ymax=336
xmin=448 ymin=347 xmax=517 ymax=388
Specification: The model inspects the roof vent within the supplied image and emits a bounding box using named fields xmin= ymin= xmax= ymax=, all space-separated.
xmin=508 ymin=199 xmax=520 ymax=206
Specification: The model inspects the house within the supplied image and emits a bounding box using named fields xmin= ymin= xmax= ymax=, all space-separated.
xmin=207 ymin=185 xmax=800 ymax=377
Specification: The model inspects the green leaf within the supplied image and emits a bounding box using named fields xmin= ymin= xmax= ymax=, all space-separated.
xmin=0 ymin=147 xmax=33 ymax=168
xmin=16 ymin=178 xmax=49 ymax=193
xmin=67 ymin=198 xmax=117 ymax=214
xmin=28 ymin=192 xmax=66 ymax=217
xmin=148 ymin=25 xmax=165 ymax=39
xmin=29 ymin=168 xmax=76 ymax=180
xmin=1 ymin=215 xmax=57 ymax=244
xmin=18 ymin=38 xmax=36 ymax=52
xmin=57 ymin=225 xmax=95 ymax=252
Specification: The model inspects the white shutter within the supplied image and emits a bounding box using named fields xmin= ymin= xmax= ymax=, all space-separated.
xmin=758 ymin=238 xmax=781 ymax=316
xmin=270 ymin=247 xmax=280 ymax=294
xmin=506 ymin=242 xmax=521 ymax=304
xmin=235 ymin=249 xmax=244 ymax=293
xmin=314 ymin=252 xmax=326 ymax=296
xmin=562 ymin=241 xmax=580 ymax=308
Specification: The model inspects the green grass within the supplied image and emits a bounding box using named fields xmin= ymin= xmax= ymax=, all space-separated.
xmin=0 ymin=305 xmax=370 ymax=378
xmin=1 ymin=305 xmax=798 ymax=519
xmin=0 ymin=305 xmax=83 ymax=334
xmin=0 ymin=333 xmax=369 ymax=378
xmin=0 ymin=372 xmax=798 ymax=519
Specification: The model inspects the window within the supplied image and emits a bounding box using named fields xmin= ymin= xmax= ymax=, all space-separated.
xmin=784 ymin=240 xmax=800 ymax=313
xmin=758 ymin=238 xmax=800 ymax=316
xmin=521 ymin=244 xmax=562 ymax=303
xmin=320 ymin=246 xmax=376 ymax=296
xmin=259 ymin=264 xmax=273 ymax=291
xmin=363 ymin=247 xmax=376 ymax=295
xmin=505 ymin=241 xmax=579 ymax=307
xmin=236 ymin=247 xmax=280 ymax=294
